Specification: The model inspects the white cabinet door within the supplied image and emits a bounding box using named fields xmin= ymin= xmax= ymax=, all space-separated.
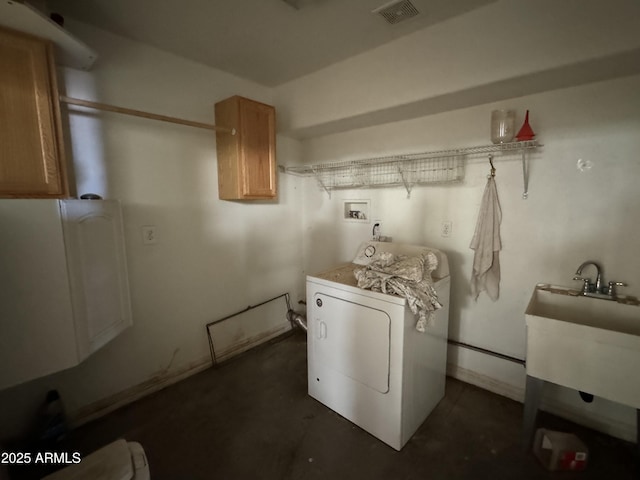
xmin=0 ymin=199 xmax=132 ymax=390
xmin=61 ymin=200 xmax=132 ymax=360
xmin=0 ymin=200 xmax=77 ymax=389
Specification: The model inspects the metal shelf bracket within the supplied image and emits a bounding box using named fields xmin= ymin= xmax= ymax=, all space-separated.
xmin=397 ymin=163 xmax=413 ymax=199
xmin=522 ymin=149 xmax=530 ymax=199
xmin=311 ymin=166 xmax=332 ymax=198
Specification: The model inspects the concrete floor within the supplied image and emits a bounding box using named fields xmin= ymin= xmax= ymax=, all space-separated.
xmin=11 ymin=331 xmax=638 ymax=479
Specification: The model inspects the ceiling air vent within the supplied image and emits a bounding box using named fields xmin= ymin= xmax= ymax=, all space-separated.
xmin=372 ymin=0 xmax=419 ymax=25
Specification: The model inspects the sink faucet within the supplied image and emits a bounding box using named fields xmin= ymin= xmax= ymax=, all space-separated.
xmin=574 ymin=261 xmax=602 ymax=293
xmin=573 ymin=261 xmax=627 ymax=298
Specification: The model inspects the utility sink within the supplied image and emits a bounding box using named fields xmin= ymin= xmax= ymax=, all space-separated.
xmin=525 ymin=284 xmax=640 ymax=409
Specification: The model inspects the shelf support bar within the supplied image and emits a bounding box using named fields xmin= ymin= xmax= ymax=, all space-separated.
xmin=522 ymin=148 xmax=530 ymax=199
xmin=397 ymin=163 xmax=412 ymax=199
xmin=311 ymin=167 xmax=331 ymax=199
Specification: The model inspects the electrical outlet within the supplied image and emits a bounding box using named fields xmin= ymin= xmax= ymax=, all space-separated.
xmin=142 ymin=225 xmax=158 ymax=245
xmin=441 ymin=221 xmax=452 ymax=238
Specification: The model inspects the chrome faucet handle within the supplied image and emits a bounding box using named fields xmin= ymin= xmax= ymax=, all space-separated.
xmin=573 ymin=276 xmax=592 ymax=293
xmin=607 ymin=281 xmax=627 ymax=298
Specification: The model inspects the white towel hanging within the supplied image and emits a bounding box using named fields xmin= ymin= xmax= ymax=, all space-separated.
xmin=469 ymin=171 xmax=502 ymax=301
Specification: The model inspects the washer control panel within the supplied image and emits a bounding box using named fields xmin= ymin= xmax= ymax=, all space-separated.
xmin=352 ymin=241 xmax=442 ymax=267
xmin=352 ymin=241 xmax=394 ymax=265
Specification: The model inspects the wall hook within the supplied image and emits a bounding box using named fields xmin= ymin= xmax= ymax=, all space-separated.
xmin=488 ymin=154 xmax=496 ymax=177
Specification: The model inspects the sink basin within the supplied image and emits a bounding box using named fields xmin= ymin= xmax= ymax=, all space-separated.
xmin=525 ymin=284 xmax=640 ymax=408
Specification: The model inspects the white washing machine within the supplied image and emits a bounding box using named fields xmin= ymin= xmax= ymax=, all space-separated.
xmin=307 ymin=241 xmax=450 ymax=451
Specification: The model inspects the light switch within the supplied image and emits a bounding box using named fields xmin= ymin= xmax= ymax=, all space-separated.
xmin=142 ymin=225 xmax=158 ymax=245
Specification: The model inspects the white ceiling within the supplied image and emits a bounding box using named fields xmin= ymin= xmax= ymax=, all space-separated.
xmin=46 ymin=0 xmax=497 ymax=86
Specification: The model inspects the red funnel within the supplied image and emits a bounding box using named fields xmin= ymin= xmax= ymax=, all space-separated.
xmin=516 ymin=110 xmax=535 ymax=141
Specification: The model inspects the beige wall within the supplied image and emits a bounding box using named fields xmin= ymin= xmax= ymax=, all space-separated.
xmin=297 ymin=75 xmax=640 ymax=440
xmin=0 ymin=23 xmax=305 ymax=440
xmin=2 ymin=0 xmax=640 ymax=444
xmin=269 ymin=0 xmax=640 ymax=441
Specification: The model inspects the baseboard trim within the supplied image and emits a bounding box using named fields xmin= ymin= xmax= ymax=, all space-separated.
xmin=70 ymin=323 xmax=292 ymax=428
xmin=447 ymin=363 xmax=525 ymax=403
xmin=213 ymin=323 xmax=292 ymax=364
xmin=70 ymin=355 xmax=212 ymax=428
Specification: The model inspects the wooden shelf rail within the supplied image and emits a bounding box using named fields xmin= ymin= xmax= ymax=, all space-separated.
xmin=59 ymin=95 xmax=236 ymax=134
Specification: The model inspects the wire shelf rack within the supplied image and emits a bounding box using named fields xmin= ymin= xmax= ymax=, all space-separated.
xmin=281 ymin=140 xmax=542 ymax=198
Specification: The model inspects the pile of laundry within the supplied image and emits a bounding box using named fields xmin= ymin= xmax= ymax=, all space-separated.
xmin=354 ymin=251 xmax=442 ymax=332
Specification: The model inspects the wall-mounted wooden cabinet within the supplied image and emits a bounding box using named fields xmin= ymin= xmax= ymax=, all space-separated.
xmin=215 ymin=96 xmax=277 ymax=200
xmin=0 ymin=26 xmax=68 ymax=198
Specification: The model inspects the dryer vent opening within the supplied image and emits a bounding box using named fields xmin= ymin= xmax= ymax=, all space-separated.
xmin=287 ymin=309 xmax=307 ymax=332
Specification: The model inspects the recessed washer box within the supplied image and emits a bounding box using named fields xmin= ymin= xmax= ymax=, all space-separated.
xmin=343 ymin=199 xmax=370 ymax=223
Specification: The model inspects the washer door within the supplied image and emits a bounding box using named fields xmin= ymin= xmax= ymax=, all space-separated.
xmin=313 ymin=293 xmax=391 ymax=393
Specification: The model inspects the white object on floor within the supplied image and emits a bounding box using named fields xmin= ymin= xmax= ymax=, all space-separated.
xmin=42 ymin=440 xmax=149 ymax=480
xmin=307 ymin=241 xmax=450 ymax=450
xmin=469 ymin=176 xmax=502 ymax=301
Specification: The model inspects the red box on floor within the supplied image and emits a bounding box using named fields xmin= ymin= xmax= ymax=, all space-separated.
xmin=533 ymin=428 xmax=589 ymax=471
